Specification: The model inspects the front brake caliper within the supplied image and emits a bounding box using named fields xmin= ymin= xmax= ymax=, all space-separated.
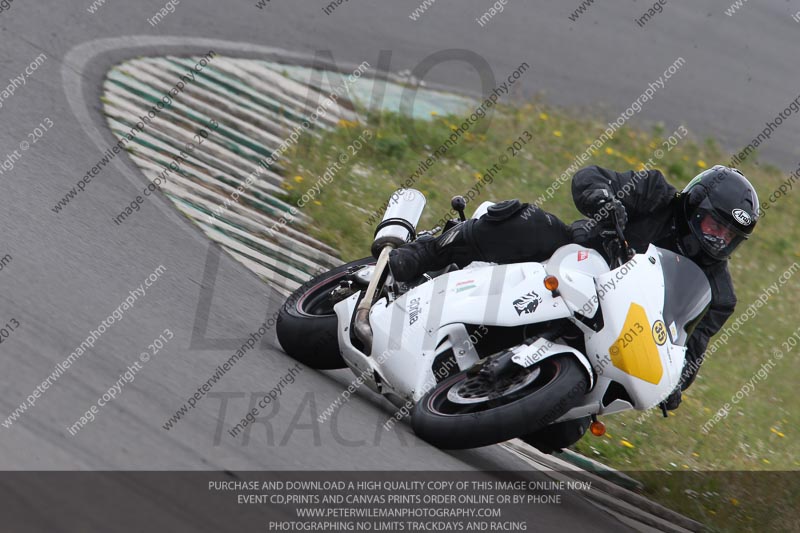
xmin=476 ymin=349 xmax=518 ymax=382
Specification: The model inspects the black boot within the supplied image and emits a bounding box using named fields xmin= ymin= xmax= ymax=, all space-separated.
xmin=520 ymin=416 xmax=591 ymax=454
xmin=388 ymin=222 xmax=481 ymax=282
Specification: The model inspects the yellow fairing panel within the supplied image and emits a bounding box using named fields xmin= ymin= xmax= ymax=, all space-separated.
xmin=608 ymin=303 xmax=663 ymax=385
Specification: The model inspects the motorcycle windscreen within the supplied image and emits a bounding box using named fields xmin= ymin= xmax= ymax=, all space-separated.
xmin=657 ymin=247 xmax=712 ymax=346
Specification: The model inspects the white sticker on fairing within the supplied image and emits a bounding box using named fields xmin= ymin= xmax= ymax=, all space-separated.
xmin=732 ymin=208 xmax=752 ymax=226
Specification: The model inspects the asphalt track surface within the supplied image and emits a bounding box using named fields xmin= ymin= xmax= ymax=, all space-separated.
xmin=1 ymin=0 xmax=797 ymax=530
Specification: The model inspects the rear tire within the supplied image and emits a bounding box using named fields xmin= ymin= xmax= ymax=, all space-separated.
xmin=412 ymin=355 xmax=588 ymax=449
xmin=276 ymin=257 xmax=374 ymax=369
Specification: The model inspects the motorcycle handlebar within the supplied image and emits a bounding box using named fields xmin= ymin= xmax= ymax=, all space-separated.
xmin=603 ymin=209 xmax=633 ymax=266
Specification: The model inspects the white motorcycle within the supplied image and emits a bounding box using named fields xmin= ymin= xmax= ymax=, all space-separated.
xmin=277 ymin=189 xmax=711 ymax=449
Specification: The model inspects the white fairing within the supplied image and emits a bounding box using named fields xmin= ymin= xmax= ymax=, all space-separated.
xmin=545 ymin=244 xmax=609 ymax=318
xmin=557 ymin=244 xmax=688 ymax=420
xmin=335 ymin=260 xmax=598 ymax=405
xmin=336 ymin=203 xmax=692 ymax=422
xmin=367 ymin=263 xmax=577 ymax=403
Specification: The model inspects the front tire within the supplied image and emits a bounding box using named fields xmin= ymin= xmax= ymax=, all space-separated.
xmin=412 ymin=355 xmax=588 ymax=449
xmin=276 ymin=257 xmax=374 ymax=369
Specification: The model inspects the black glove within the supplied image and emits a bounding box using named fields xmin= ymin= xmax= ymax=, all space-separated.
xmin=662 ymin=387 xmax=682 ymax=411
xmin=583 ymin=189 xmax=628 ymax=230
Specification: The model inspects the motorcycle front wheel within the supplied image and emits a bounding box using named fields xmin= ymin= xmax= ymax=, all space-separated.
xmin=412 ymin=355 xmax=588 ymax=449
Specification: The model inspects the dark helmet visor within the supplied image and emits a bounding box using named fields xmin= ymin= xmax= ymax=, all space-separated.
xmin=689 ymin=208 xmax=747 ymax=260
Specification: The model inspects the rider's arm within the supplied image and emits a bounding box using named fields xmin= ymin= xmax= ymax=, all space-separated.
xmin=571 ymin=165 xmax=677 ymax=221
xmin=680 ymin=262 xmax=737 ymax=390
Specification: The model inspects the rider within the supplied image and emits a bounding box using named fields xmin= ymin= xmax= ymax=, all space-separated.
xmin=389 ymin=164 xmax=759 ymax=433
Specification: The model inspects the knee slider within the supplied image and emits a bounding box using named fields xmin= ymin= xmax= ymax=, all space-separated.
xmin=482 ymin=199 xmax=527 ymax=222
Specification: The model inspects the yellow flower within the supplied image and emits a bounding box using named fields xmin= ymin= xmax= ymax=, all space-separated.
xmin=293 ymin=175 xmax=304 ymax=183
xmin=539 ymin=112 xmax=549 ymax=120
xmin=697 ymin=160 xmax=707 ymax=168
xmin=313 ymin=200 xmax=322 ymax=206
xmin=620 ymin=439 xmax=635 ymax=449
xmin=473 ymin=172 xmax=482 ymax=180
xmin=337 ymin=119 xmax=358 ymax=128
xmin=605 ymin=147 xmax=614 ymax=155
xmin=730 ymin=498 xmax=739 ymax=506
xmin=553 ymin=130 xmax=563 ymax=137
xmin=762 ymin=458 xmax=771 ymax=464
xmin=430 ymin=111 xmax=439 ymax=116
xmin=770 ymin=427 xmax=785 ymax=437
xmin=281 ymin=182 xmax=294 ymax=190
xmin=692 ymin=452 xmax=700 ymax=457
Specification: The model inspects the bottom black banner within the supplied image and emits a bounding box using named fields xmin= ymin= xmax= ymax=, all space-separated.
xmin=0 ymin=470 xmax=796 ymax=532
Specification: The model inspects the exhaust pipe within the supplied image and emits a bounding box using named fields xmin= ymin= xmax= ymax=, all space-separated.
xmin=354 ymin=189 xmax=426 ymax=352
xmin=353 ymin=245 xmax=392 ymax=353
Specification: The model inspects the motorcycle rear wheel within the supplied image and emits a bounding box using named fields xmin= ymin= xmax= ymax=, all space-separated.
xmin=412 ymin=355 xmax=588 ymax=449
xmin=276 ymin=257 xmax=374 ymax=369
